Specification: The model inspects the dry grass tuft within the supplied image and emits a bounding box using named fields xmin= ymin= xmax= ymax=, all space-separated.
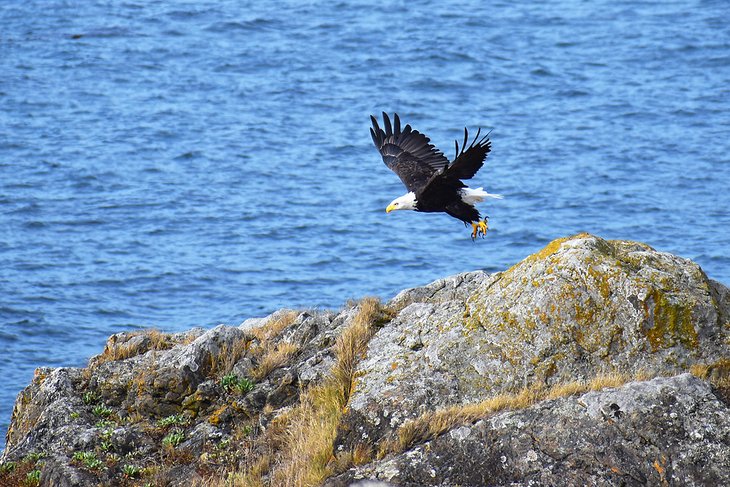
xmin=690 ymin=358 xmax=730 ymax=382
xmin=690 ymin=363 xmax=711 ymax=379
xmin=690 ymin=358 xmax=730 ymax=402
xmin=250 ymin=311 xmax=299 ymax=344
xmin=586 ymin=371 xmax=630 ymax=390
xmin=330 ymin=441 xmax=374 ymax=475
xmin=208 ymin=336 xmax=252 ymax=378
xmin=270 ymin=381 xmax=343 ymax=485
xmin=204 ymin=299 xmax=389 ymax=487
xmin=396 ymin=370 xmax=646 ymax=453
xmin=90 ymin=329 xmax=188 ymax=367
xmin=544 ymin=380 xmax=587 ymax=400
xmin=351 ymin=443 xmax=373 ymax=466
xmin=331 ymin=297 xmax=388 ymax=401
xmin=250 ymin=341 xmax=300 ymax=381
xmin=264 ymin=297 xmax=389 ymax=486
xmin=633 ymin=368 xmax=654 ymax=382
xmin=397 ymin=385 xmax=542 ymax=451
xmin=242 ymin=311 xmax=301 ymax=381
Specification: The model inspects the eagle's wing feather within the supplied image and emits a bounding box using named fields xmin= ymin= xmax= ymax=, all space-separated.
xmin=371 ymin=113 xmax=450 ymax=192
xmin=446 ymin=127 xmax=492 ymax=180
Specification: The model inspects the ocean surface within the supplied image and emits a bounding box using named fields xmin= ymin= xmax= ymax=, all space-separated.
xmin=1 ymin=0 xmax=729 ymax=449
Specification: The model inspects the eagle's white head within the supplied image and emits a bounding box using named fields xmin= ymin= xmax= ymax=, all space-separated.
xmin=386 ymin=192 xmax=417 ymax=213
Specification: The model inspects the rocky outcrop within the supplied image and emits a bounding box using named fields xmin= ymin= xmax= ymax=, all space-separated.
xmin=329 ymin=373 xmax=730 ymax=486
xmin=1 ymin=234 xmax=729 ymax=486
xmin=335 ymin=233 xmax=730 ymax=455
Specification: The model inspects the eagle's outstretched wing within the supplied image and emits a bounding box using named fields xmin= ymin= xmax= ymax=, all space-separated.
xmin=370 ymin=112 xmax=450 ymax=193
xmin=446 ymin=127 xmax=492 ymax=180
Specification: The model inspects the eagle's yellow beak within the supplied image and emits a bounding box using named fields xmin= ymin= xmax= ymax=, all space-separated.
xmin=385 ymin=204 xmax=396 ymax=213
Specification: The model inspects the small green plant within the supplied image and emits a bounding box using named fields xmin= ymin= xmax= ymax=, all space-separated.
xmin=0 ymin=461 xmax=16 ymax=474
xmin=70 ymin=411 xmax=80 ymax=420
xmin=161 ymin=429 xmax=185 ymax=448
xmin=105 ymin=452 xmax=120 ymax=466
xmin=220 ymin=373 xmax=255 ymax=394
xmin=121 ymin=464 xmax=142 ymax=479
xmin=100 ymin=440 xmax=113 ymax=452
xmin=220 ymin=373 xmax=238 ymax=392
xmin=82 ymin=391 xmax=99 ymax=405
xmin=157 ymin=414 xmax=187 ymax=428
xmin=236 ymin=377 xmax=255 ymax=394
xmin=72 ymin=451 xmax=104 ymax=470
xmin=95 ymin=419 xmax=115 ymax=429
xmin=92 ymin=404 xmax=113 ymax=418
xmin=26 ymin=469 xmax=41 ymax=486
xmin=24 ymin=452 xmax=46 ymax=464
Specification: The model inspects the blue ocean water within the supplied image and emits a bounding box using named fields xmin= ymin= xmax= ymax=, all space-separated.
xmin=1 ymin=0 xmax=729 ymax=449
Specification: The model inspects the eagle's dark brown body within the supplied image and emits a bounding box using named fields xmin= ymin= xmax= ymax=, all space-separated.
xmin=370 ymin=113 xmax=498 ymax=234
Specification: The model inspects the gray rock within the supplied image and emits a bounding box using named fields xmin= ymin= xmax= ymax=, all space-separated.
xmin=336 ymin=234 xmax=730 ymax=452
xmin=330 ymin=374 xmax=730 ymax=486
xmin=40 ymin=455 xmax=97 ymax=487
xmin=2 ymin=234 xmax=729 ymax=487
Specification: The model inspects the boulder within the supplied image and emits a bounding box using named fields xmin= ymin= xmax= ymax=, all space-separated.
xmin=1 ymin=234 xmax=728 ymax=486
xmin=329 ymin=374 xmax=730 ymax=486
xmin=335 ymin=234 xmax=730 ymax=453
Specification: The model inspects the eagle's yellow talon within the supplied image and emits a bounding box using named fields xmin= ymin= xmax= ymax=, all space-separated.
xmin=471 ymin=220 xmax=489 ymax=239
xmin=479 ymin=220 xmax=488 ymax=236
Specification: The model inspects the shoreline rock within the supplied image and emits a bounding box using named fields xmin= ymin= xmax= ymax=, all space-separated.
xmin=2 ymin=233 xmax=729 ymax=486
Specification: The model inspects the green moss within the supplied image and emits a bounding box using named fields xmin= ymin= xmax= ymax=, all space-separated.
xmin=644 ymin=289 xmax=698 ymax=351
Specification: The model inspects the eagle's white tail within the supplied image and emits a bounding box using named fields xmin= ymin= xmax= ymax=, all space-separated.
xmin=460 ymin=187 xmax=504 ymax=204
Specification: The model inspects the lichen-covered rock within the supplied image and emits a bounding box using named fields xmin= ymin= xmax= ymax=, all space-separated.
xmin=0 ymin=308 xmax=350 ymax=485
xmin=329 ymin=374 xmax=730 ymax=486
xmin=335 ymin=233 xmax=730 ymax=452
xmin=5 ymin=367 xmax=87 ymax=453
xmin=1 ymin=233 xmax=728 ymax=486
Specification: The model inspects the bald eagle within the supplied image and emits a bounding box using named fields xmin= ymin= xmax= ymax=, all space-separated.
xmin=370 ymin=112 xmax=502 ymax=239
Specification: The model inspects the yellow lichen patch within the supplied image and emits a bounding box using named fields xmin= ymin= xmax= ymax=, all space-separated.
xmin=32 ymin=368 xmax=49 ymax=385
xmin=530 ymin=235 xmax=572 ymax=261
xmin=520 ymin=232 xmax=596 ymax=267
xmin=208 ymin=405 xmax=230 ymax=426
xmin=585 ymin=262 xmax=620 ymax=301
xmin=644 ymin=289 xmax=698 ymax=351
xmin=127 ymin=355 xmax=159 ymax=396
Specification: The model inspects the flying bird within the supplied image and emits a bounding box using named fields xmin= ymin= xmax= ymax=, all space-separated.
xmin=370 ymin=112 xmax=502 ymax=239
